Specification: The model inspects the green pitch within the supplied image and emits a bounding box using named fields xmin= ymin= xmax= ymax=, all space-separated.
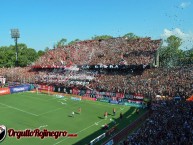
xmin=0 ymin=92 xmax=145 ymax=145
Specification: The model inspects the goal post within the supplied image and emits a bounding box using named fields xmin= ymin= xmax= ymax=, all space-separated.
xmin=35 ymin=85 xmax=52 ymax=96
xmin=48 ymin=86 xmax=50 ymax=96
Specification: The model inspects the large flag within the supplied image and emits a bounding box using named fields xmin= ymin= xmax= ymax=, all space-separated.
xmin=187 ymin=95 xmax=193 ymax=101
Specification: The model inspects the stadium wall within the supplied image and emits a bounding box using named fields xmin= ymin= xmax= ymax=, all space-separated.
xmin=0 ymin=84 xmax=33 ymax=96
xmin=37 ymin=84 xmax=145 ymax=107
xmin=9 ymin=85 xmax=31 ymax=93
xmin=0 ymin=88 xmax=11 ymax=96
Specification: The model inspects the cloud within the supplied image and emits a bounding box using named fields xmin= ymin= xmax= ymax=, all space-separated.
xmin=161 ymin=28 xmax=193 ymax=50
xmin=179 ymin=2 xmax=191 ymax=9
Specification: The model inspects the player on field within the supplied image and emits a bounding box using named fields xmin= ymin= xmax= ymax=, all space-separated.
xmin=113 ymin=108 xmax=116 ymax=116
xmin=104 ymin=111 xmax=108 ymax=119
xmin=120 ymin=112 xmax=123 ymax=120
xmin=78 ymin=107 xmax=81 ymax=114
xmin=72 ymin=111 xmax=75 ymax=117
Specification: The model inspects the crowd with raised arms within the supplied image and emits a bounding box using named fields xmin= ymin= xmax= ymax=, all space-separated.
xmin=33 ymin=37 xmax=161 ymax=67
xmin=34 ymin=48 xmax=70 ymax=67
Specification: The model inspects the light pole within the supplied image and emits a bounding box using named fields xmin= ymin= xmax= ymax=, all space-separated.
xmin=11 ymin=29 xmax=20 ymax=67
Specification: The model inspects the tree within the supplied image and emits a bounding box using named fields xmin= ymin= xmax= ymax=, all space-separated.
xmin=0 ymin=43 xmax=39 ymax=67
xmin=166 ymin=35 xmax=182 ymax=49
xmin=17 ymin=44 xmax=38 ymax=66
xmin=0 ymin=46 xmax=15 ymax=67
xmin=44 ymin=47 xmax=50 ymax=52
xmin=91 ymin=35 xmax=113 ymax=40
xmin=181 ymin=48 xmax=193 ymax=65
xmin=37 ymin=50 xmax=45 ymax=57
xmin=56 ymin=38 xmax=67 ymax=47
xmin=68 ymin=39 xmax=81 ymax=45
xmin=158 ymin=35 xmax=182 ymax=67
xmin=123 ymin=33 xmax=140 ymax=39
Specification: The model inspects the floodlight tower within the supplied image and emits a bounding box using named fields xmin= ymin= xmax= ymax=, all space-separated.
xmin=11 ymin=29 xmax=20 ymax=67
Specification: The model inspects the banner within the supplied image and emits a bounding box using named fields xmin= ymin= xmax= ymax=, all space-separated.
xmin=97 ymin=98 xmax=110 ymax=103
xmin=116 ymin=93 xmax=124 ymax=98
xmin=124 ymin=102 xmax=143 ymax=108
xmin=82 ymin=96 xmax=96 ymax=101
xmin=187 ymin=95 xmax=193 ymax=101
xmin=71 ymin=97 xmax=81 ymax=101
xmin=30 ymin=84 xmax=35 ymax=90
xmin=38 ymin=85 xmax=53 ymax=92
xmin=72 ymin=88 xmax=79 ymax=95
xmin=0 ymin=88 xmax=10 ymax=96
xmin=124 ymin=94 xmax=134 ymax=99
xmin=110 ymin=100 xmax=119 ymax=104
xmin=133 ymin=94 xmax=144 ymax=100
xmin=118 ymin=102 xmax=124 ymax=105
xmin=9 ymin=85 xmax=31 ymax=94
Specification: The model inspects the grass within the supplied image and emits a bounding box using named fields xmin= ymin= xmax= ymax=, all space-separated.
xmin=0 ymin=92 xmax=146 ymax=145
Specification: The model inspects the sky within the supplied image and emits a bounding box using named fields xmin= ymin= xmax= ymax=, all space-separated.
xmin=0 ymin=0 xmax=193 ymax=51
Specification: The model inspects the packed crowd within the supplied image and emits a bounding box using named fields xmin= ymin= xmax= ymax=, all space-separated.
xmin=33 ymin=47 xmax=71 ymax=67
xmin=0 ymin=64 xmax=192 ymax=99
xmin=121 ymin=100 xmax=193 ymax=145
xmin=34 ymin=69 xmax=94 ymax=87
xmin=0 ymin=37 xmax=192 ymax=100
xmin=88 ymin=65 xmax=193 ymax=99
xmin=0 ymin=67 xmax=36 ymax=84
xmin=0 ymin=36 xmax=192 ymax=145
xmin=33 ymin=37 xmax=161 ymax=67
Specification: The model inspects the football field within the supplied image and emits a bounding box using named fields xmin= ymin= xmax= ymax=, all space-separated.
xmin=0 ymin=92 xmax=145 ymax=145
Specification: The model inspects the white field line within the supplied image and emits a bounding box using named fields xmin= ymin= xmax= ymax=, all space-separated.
xmin=37 ymin=98 xmax=81 ymax=116
xmin=38 ymin=125 xmax=48 ymax=129
xmin=26 ymin=92 xmax=67 ymax=101
xmin=53 ymin=107 xmax=124 ymax=145
xmin=53 ymin=119 xmax=104 ymax=145
xmin=0 ymin=102 xmax=38 ymax=116
xmin=126 ymin=110 xmax=136 ymax=118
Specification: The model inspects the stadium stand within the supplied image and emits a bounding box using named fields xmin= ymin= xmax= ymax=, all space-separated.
xmin=0 ymin=37 xmax=192 ymax=98
xmin=120 ymin=100 xmax=193 ymax=145
xmin=0 ymin=36 xmax=192 ymax=144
